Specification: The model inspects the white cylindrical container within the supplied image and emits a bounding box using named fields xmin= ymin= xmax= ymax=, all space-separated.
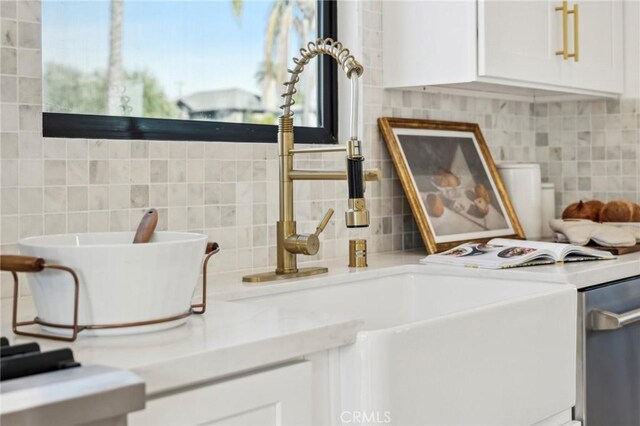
xmin=540 ymin=183 xmax=556 ymax=239
xmin=497 ymin=163 xmax=542 ymax=240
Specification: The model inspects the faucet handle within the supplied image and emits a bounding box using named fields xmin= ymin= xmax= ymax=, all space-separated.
xmin=314 ymin=208 xmax=335 ymax=237
xmin=284 ymin=208 xmax=334 ymax=256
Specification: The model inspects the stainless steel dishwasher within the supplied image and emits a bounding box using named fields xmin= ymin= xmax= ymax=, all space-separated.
xmin=575 ymin=275 xmax=640 ymax=425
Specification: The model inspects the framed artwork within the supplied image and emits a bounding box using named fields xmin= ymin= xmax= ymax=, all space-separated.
xmin=378 ymin=118 xmax=525 ymax=253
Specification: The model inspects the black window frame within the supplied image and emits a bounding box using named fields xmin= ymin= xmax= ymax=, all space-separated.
xmin=43 ymin=0 xmax=338 ymax=144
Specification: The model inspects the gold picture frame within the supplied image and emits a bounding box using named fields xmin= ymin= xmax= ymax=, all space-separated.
xmin=378 ymin=118 xmax=525 ymax=253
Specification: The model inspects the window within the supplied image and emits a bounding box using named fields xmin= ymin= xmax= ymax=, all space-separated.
xmin=42 ymin=0 xmax=337 ymax=143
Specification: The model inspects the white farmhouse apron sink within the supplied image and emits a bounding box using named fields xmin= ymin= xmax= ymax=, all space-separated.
xmin=245 ymin=266 xmax=577 ymax=425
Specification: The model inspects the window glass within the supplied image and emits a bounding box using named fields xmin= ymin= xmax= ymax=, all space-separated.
xmin=42 ymin=0 xmax=319 ymax=127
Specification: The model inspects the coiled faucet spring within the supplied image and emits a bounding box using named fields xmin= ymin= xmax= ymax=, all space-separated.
xmin=280 ymin=37 xmax=364 ymax=119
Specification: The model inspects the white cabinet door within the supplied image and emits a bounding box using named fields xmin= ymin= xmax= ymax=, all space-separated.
xmin=559 ymin=0 xmax=623 ymax=93
xmin=129 ymin=362 xmax=311 ymax=426
xmin=479 ymin=0 xmax=563 ymax=87
xmin=479 ymin=0 xmax=622 ymax=93
xmin=382 ymin=0 xmax=477 ymax=88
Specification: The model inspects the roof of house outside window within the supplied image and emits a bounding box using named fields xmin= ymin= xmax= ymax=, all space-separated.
xmin=177 ymin=88 xmax=264 ymax=113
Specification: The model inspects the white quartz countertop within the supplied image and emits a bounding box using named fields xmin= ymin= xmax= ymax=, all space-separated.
xmin=209 ymin=251 xmax=427 ymax=300
xmin=2 ymin=250 xmax=638 ymax=398
xmin=209 ymin=251 xmax=640 ymax=301
xmin=419 ymin=251 xmax=640 ymax=289
xmin=0 ymin=298 xmax=361 ymax=397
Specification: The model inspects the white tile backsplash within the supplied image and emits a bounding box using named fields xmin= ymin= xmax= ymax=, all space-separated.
xmin=534 ymin=98 xmax=640 ymax=214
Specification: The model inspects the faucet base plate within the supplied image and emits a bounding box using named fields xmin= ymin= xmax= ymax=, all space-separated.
xmin=242 ymin=267 xmax=328 ymax=284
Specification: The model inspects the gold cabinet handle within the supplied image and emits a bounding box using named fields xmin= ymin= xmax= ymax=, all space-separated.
xmin=555 ymin=1 xmax=579 ymax=62
xmin=571 ymin=4 xmax=579 ymax=62
xmin=555 ymin=1 xmax=569 ymax=59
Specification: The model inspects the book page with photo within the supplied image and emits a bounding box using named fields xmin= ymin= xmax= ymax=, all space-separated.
xmin=420 ymin=239 xmax=615 ymax=269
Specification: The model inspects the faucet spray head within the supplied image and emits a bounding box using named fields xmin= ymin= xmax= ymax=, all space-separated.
xmin=345 ymin=139 xmax=370 ymax=228
xmin=345 ymin=198 xmax=369 ymax=228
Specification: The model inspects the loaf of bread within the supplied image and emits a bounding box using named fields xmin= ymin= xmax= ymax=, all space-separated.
xmin=433 ymin=169 xmax=460 ymax=187
xmin=474 ymin=183 xmax=490 ymax=204
xmin=472 ymin=183 xmax=490 ymax=217
xmin=426 ymin=193 xmax=445 ymax=217
xmin=562 ymin=199 xmax=640 ymax=223
xmin=561 ymin=200 xmax=604 ymax=222
xmin=600 ymin=200 xmax=639 ymax=222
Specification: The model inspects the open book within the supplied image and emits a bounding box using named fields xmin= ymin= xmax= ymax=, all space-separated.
xmin=420 ymin=238 xmax=615 ymax=269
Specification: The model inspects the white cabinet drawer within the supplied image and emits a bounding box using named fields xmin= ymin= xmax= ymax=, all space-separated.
xmin=129 ymin=361 xmax=311 ymax=426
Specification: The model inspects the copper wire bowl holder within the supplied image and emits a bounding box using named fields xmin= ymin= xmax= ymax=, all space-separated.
xmin=1 ymin=242 xmax=220 ymax=342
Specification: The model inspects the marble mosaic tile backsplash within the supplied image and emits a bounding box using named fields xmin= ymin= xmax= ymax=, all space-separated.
xmin=1 ymin=0 xmax=639 ymax=300
xmin=534 ymin=99 xmax=640 ymax=214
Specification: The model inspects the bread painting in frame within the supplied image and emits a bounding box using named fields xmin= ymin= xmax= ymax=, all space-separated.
xmin=378 ymin=118 xmax=525 ymax=254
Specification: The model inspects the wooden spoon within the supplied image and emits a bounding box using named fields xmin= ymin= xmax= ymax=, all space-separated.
xmin=133 ymin=209 xmax=158 ymax=244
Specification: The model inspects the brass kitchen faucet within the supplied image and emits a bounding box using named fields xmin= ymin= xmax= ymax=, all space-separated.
xmin=243 ymin=38 xmax=380 ymax=283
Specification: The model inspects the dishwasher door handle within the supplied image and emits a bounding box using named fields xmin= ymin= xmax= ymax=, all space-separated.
xmin=589 ymin=307 xmax=640 ymax=331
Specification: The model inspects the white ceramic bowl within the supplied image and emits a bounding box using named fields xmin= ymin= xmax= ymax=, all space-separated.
xmin=18 ymin=232 xmax=208 ymax=336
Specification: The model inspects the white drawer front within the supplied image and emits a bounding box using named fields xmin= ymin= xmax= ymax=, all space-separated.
xmin=130 ymin=362 xmax=311 ymax=426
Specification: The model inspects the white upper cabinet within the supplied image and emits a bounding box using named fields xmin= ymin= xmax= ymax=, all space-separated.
xmin=383 ymin=0 xmax=624 ymax=98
